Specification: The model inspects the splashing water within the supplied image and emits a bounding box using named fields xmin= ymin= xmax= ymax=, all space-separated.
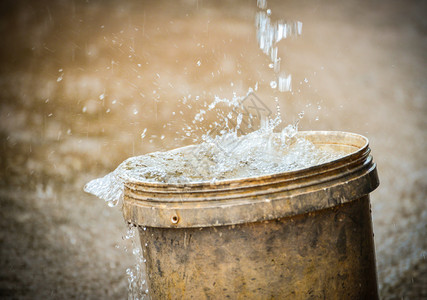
xmin=84 ymin=101 xmax=344 ymax=204
xmin=123 ymin=225 xmax=149 ymax=300
xmin=84 ymin=1 xmax=306 ymax=203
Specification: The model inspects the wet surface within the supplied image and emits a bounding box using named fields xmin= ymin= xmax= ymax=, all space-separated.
xmin=0 ymin=0 xmax=426 ymax=298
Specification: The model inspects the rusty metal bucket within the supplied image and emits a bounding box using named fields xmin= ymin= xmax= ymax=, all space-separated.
xmin=123 ymin=131 xmax=380 ymax=299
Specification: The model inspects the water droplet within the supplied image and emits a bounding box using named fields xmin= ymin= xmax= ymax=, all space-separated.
xmin=57 ymin=75 xmax=63 ymax=82
xmin=133 ymin=109 xmax=138 ymax=115
xmin=278 ymin=74 xmax=292 ymax=92
xmin=268 ymin=63 xmax=274 ymax=69
xmin=266 ymin=9 xmax=271 ymax=16
xmin=82 ymin=106 xmax=87 ymax=113
xmin=298 ymin=111 xmax=304 ymax=119
xmin=196 ymin=60 xmax=201 ymax=66
xmin=304 ymin=78 xmax=309 ymax=83
xmin=107 ymin=199 xmax=119 ymax=207
xmin=99 ymin=93 xmax=105 ymax=100
xmin=141 ymin=128 xmax=147 ymax=139
xmin=270 ymin=81 xmax=277 ymax=89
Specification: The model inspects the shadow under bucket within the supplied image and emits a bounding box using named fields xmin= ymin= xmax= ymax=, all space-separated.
xmin=123 ymin=131 xmax=380 ymax=299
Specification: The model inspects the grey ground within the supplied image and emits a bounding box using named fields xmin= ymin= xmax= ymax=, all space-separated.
xmin=0 ymin=0 xmax=426 ymax=299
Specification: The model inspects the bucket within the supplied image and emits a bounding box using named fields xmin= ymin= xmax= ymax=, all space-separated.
xmin=123 ymin=131 xmax=380 ymax=299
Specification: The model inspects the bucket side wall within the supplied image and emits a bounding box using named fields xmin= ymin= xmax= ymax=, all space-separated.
xmin=139 ymin=196 xmax=378 ymax=299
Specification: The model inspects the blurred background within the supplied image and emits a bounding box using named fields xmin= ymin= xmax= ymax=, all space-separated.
xmin=0 ymin=0 xmax=426 ymax=298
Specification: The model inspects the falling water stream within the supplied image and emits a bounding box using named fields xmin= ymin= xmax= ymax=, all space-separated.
xmin=84 ymin=1 xmax=345 ymax=298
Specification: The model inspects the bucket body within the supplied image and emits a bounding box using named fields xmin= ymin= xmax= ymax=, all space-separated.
xmin=123 ymin=131 xmax=380 ymax=299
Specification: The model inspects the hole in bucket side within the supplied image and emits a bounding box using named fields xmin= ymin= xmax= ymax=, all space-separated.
xmin=171 ymin=215 xmax=179 ymax=224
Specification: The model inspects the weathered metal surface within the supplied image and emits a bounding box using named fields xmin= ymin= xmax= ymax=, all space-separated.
xmin=140 ymin=196 xmax=378 ymax=299
xmin=123 ymin=131 xmax=380 ymax=299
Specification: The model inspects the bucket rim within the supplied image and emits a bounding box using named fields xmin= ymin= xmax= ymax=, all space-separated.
xmin=123 ymin=130 xmax=378 ymax=227
xmin=122 ymin=130 xmax=369 ymax=190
